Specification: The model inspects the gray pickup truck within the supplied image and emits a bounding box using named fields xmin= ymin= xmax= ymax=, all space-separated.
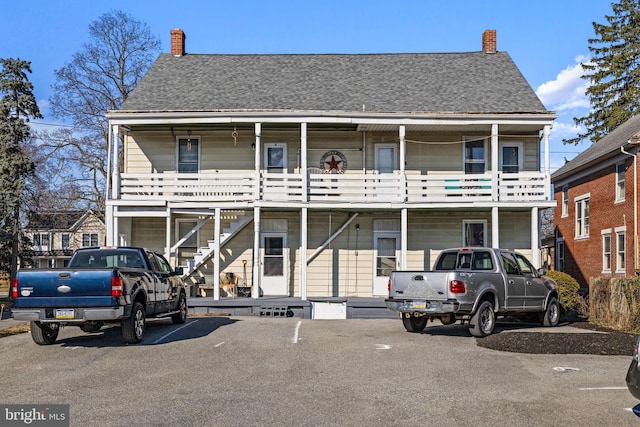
xmin=386 ymin=247 xmax=559 ymax=337
xmin=11 ymin=247 xmax=188 ymax=345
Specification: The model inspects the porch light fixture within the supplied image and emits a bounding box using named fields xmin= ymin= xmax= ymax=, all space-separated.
xmin=251 ymin=142 xmax=255 ymax=151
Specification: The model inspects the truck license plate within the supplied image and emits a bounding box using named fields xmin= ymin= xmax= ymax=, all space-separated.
xmin=55 ymin=309 xmax=74 ymax=319
xmin=412 ymin=301 xmax=426 ymax=309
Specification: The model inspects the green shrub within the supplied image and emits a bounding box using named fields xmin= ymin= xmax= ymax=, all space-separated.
xmin=545 ymin=270 xmax=580 ymax=314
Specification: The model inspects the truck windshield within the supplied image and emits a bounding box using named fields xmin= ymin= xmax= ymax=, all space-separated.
xmin=69 ymin=249 xmax=145 ymax=269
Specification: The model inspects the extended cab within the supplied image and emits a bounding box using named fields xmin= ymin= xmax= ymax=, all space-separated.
xmin=386 ymin=247 xmax=559 ymax=337
xmin=11 ymin=247 xmax=188 ymax=344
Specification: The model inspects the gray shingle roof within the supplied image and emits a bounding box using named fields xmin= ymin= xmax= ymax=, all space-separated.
xmin=119 ymin=52 xmax=548 ymax=114
xmin=551 ymin=115 xmax=640 ymax=181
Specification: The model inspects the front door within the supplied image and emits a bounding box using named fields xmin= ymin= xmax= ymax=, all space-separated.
xmin=373 ymin=233 xmax=399 ymax=296
xmin=261 ymin=233 xmax=288 ymax=296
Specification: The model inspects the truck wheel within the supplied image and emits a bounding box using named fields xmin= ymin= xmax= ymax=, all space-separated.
xmin=540 ymin=296 xmax=560 ymax=327
xmin=469 ymin=301 xmax=495 ymax=337
xmin=171 ymin=293 xmax=188 ymax=324
xmin=122 ymin=302 xmax=146 ymax=344
xmin=402 ymin=314 xmax=428 ymax=332
xmin=30 ymin=321 xmax=59 ymax=345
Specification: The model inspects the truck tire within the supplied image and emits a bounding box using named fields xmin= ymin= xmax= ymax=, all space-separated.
xmin=30 ymin=321 xmax=59 ymax=345
xmin=402 ymin=314 xmax=428 ymax=332
xmin=469 ymin=301 xmax=495 ymax=337
xmin=540 ymin=296 xmax=560 ymax=327
xmin=171 ymin=293 xmax=188 ymax=324
xmin=122 ymin=302 xmax=146 ymax=344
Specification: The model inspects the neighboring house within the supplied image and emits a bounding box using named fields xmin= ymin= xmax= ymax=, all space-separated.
xmin=24 ymin=210 xmax=106 ymax=268
xmin=104 ymin=29 xmax=556 ymax=301
xmin=551 ymin=115 xmax=640 ymax=289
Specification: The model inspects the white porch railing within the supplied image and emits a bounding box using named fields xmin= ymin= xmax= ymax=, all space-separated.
xmin=118 ymin=171 xmax=549 ymax=204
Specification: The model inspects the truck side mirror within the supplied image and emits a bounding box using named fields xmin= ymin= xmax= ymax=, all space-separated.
xmin=537 ymin=267 xmax=546 ymax=276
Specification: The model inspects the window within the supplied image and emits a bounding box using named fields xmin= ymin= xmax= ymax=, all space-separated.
xmin=33 ymin=233 xmax=50 ymax=250
xmin=499 ymin=142 xmax=523 ymax=174
xmin=177 ymin=136 xmax=199 ymax=173
xmin=556 ymin=239 xmax=565 ymax=272
xmin=561 ymin=186 xmax=568 ymax=217
xmin=575 ymin=195 xmax=590 ymax=238
xmin=464 ymin=138 xmax=486 ymax=174
xmin=616 ymin=163 xmax=625 ymax=202
xmin=61 ymin=233 xmax=70 ymax=250
xmin=462 ymin=220 xmax=487 ymax=247
xmin=514 ymin=253 xmax=537 ymax=277
xmin=82 ymin=233 xmax=99 ymax=248
xmin=602 ymin=231 xmax=611 ymax=272
xmin=264 ymin=143 xmax=287 ymax=173
xmin=616 ymin=228 xmax=626 ymax=272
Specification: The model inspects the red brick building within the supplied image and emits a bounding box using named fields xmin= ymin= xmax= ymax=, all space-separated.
xmin=551 ymin=116 xmax=640 ymax=289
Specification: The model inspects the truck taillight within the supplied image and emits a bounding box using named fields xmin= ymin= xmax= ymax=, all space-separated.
xmin=449 ymin=279 xmax=466 ymax=294
xmin=388 ymin=279 xmax=392 ymax=292
xmin=11 ymin=278 xmax=18 ymax=298
xmin=111 ymin=276 xmax=123 ymax=297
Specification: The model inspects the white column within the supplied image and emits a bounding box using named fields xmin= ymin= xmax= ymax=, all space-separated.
xmin=301 ymin=122 xmax=308 ymax=202
xmin=105 ymin=206 xmax=114 ymax=246
xmin=543 ymin=125 xmax=551 ymax=174
xmin=491 ymin=124 xmax=499 ymax=200
xmin=111 ymin=125 xmax=120 ymax=200
xmin=300 ymin=207 xmax=308 ymax=300
xmin=401 ymin=208 xmax=407 ymax=270
xmin=531 ymin=207 xmax=540 ymax=267
xmin=252 ymin=206 xmax=261 ymax=299
xmin=165 ymin=209 xmax=171 ymax=262
xmin=399 ymin=125 xmax=406 ymax=172
xmin=254 ymin=123 xmax=261 ymax=200
xmin=213 ymin=208 xmax=221 ymax=300
xmin=492 ymin=206 xmax=499 ymax=248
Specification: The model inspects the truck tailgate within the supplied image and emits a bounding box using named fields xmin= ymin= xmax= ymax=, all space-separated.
xmin=14 ymin=269 xmax=116 ymax=308
xmin=389 ymin=271 xmax=451 ymax=300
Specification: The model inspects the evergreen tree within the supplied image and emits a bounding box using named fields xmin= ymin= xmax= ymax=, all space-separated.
xmin=566 ymin=0 xmax=640 ymax=145
xmin=0 ymin=58 xmax=42 ymax=279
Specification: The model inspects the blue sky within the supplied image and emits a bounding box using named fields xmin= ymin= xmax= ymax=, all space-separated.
xmin=0 ymin=0 xmax=618 ymax=172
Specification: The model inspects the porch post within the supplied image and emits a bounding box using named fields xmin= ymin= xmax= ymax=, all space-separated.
xmin=252 ymin=206 xmax=261 ymax=299
xmin=401 ymin=208 xmax=407 ymax=270
xmin=543 ymin=125 xmax=551 ymax=174
xmin=165 ymin=208 xmax=171 ymax=262
xmin=492 ymin=206 xmax=499 ymax=248
xmin=254 ymin=123 xmax=261 ymax=200
xmin=399 ymin=125 xmax=406 ymax=203
xmin=491 ymin=123 xmax=498 ymax=200
xmin=300 ymin=207 xmax=308 ymax=300
xmin=108 ymin=125 xmax=121 ymax=246
xmin=213 ymin=207 xmax=221 ymax=300
xmin=105 ymin=207 xmax=114 ymax=246
xmin=531 ymin=207 xmax=540 ymax=267
xmin=301 ymin=122 xmax=308 ymax=202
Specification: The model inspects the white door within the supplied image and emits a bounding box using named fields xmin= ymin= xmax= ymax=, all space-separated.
xmin=375 ymin=144 xmax=397 ymax=173
xmin=261 ymin=233 xmax=288 ymax=295
xmin=373 ymin=233 xmax=399 ymax=296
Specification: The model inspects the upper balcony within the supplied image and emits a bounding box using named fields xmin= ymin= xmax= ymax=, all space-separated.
xmin=113 ymin=169 xmax=550 ymax=209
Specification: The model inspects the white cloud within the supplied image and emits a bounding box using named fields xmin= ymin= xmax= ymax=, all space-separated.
xmin=549 ymin=120 xmax=585 ymax=141
xmin=536 ymin=56 xmax=592 ymax=112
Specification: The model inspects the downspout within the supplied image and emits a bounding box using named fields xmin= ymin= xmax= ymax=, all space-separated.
xmin=621 ymin=144 xmax=638 ymax=270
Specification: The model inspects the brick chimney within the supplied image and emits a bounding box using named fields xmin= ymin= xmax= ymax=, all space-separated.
xmin=482 ymin=29 xmax=496 ymax=54
xmin=171 ymin=28 xmax=186 ymax=57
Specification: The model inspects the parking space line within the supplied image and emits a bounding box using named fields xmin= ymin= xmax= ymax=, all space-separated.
xmin=153 ymin=319 xmax=199 ymax=344
xmin=578 ymin=387 xmax=627 ymax=391
xmin=292 ymin=320 xmax=302 ymax=344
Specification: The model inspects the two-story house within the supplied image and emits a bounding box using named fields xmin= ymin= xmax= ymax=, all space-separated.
xmin=24 ymin=209 xmax=106 ymax=268
xmin=551 ymin=115 xmax=640 ymax=289
xmin=104 ymin=29 xmax=556 ymax=307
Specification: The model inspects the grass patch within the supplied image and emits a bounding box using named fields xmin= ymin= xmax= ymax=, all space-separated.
xmin=0 ymin=323 xmax=29 ymax=338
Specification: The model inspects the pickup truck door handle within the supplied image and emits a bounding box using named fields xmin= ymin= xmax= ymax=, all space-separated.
xmin=508 ymin=279 xmax=514 ymax=285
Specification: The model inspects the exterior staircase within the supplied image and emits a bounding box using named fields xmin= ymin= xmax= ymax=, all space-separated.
xmin=182 ymin=210 xmax=254 ymax=279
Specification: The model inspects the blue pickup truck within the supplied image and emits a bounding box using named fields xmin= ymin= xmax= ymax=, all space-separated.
xmin=11 ymin=247 xmax=188 ymax=345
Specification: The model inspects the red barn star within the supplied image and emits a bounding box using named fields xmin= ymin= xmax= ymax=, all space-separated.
xmin=325 ymin=155 xmax=342 ymax=172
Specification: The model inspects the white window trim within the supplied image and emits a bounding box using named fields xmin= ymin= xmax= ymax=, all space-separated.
xmin=462 ymin=219 xmax=487 ymax=247
xmin=556 ymin=238 xmax=565 ymax=272
xmin=463 ymin=136 xmax=488 ymax=174
xmin=498 ymin=141 xmax=524 ymax=173
xmin=176 ymin=134 xmax=201 ymax=173
xmin=561 ymin=185 xmax=569 ymax=218
xmin=615 ymin=226 xmax=626 ymax=273
xmin=575 ymin=193 xmax=590 ymax=239
xmin=264 ymin=142 xmax=288 ymax=173
xmin=601 ymin=229 xmax=611 ymax=273
xmin=615 ymin=162 xmax=625 ymax=203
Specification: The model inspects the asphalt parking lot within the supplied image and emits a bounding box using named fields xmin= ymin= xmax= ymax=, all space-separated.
xmin=0 ymin=316 xmax=638 ymax=426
